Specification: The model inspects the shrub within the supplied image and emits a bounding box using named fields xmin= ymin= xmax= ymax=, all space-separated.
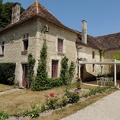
xmin=48 ymin=78 xmax=63 ymax=88
xmin=0 ymin=63 xmax=16 ymax=85
xmin=0 ymin=111 xmax=9 ymax=120
xmin=61 ymin=96 xmax=68 ymax=107
xmin=27 ymin=53 xmax=35 ymax=89
xmin=60 ymin=56 xmax=69 ymax=85
xmin=32 ymin=43 xmax=48 ymax=91
xmin=40 ymin=104 xmax=46 ymax=112
xmin=66 ymin=90 xmax=80 ymax=103
xmin=23 ymin=109 xmax=40 ymax=118
xmin=68 ymin=61 xmax=75 ymax=84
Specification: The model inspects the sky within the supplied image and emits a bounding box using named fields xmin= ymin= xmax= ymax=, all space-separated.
xmin=3 ymin=0 xmax=120 ymax=37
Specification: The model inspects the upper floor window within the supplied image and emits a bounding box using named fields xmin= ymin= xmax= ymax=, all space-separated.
xmin=21 ymin=34 xmax=29 ymax=55
xmin=92 ymin=51 xmax=95 ymax=59
xmin=58 ymin=38 xmax=63 ymax=53
xmin=0 ymin=42 xmax=5 ymax=56
xmin=23 ymin=34 xmax=29 ymax=51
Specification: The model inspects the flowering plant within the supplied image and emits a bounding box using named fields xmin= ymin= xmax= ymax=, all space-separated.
xmin=45 ymin=93 xmax=58 ymax=109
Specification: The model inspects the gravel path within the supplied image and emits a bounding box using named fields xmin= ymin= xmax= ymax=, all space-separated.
xmin=0 ymin=88 xmax=22 ymax=95
xmin=61 ymin=90 xmax=120 ymax=120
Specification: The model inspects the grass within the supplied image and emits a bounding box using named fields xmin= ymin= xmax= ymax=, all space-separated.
xmin=0 ymin=83 xmax=95 ymax=116
xmin=0 ymin=84 xmax=14 ymax=91
xmin=0 ymin=83 xmax=116 ymax=119
xmin=37 ymin=88 xmax=115 ymax=120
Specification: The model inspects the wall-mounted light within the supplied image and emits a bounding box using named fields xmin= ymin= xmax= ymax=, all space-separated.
xmin=41 ymin=24 xmax=49 ymax=33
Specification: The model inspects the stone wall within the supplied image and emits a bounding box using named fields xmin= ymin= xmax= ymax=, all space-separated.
xmin=0 ymin=19 xmax=37 ymax=87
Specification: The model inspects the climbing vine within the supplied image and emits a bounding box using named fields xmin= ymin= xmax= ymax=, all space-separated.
xmin=99 ymin=50 xmax=104 ymax=61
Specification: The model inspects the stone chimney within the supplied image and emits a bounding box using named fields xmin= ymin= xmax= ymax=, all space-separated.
xmin=82 ymin=20 xmax=87 ymax=44
xmin=12 ymin=3 xmax=21 ymax=24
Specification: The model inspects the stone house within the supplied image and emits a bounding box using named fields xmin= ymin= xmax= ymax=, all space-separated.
xmin=0 ymin=1 xmax=120 ymax=87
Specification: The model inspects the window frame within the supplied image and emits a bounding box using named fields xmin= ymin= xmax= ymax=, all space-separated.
xmin=51 ymin=60 xmax=58 ymax=78
xmin=21 ymin=34 xmax=29 ymax=55
xmin=57 ymin=38 xmax=63 ymax=54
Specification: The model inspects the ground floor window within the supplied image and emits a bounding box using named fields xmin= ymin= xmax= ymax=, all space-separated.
xmin=52 ymin=60 xmax=58 ymax=78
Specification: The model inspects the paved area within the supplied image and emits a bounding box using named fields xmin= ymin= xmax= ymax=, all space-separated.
xmin=61 ymin=90 xmax=120 ymax=120
xmin=0 ymin=88 xmax=22 ymax=95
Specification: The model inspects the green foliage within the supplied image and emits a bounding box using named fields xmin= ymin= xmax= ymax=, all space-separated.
xmin=99 ymin=50 xmax=104 ymax=61
xmin=0 ymin=111 xmax=9 ymax=120
xmin=60 ymin=56 xmax=69 ymax=85
xmin=68 ymin=61 xmax=75 ymax=84
xmin=0 ymin=63 xmax=16 ymax=85
xmin=40 ymin=104 xmax=46 ymax=112
xmin=48 ymin=78 xmax=63 ymax=88
xmin=66 ymin=89 xmax=80 ymax=103
xmin=27 ymin=53 xmax=35 ymax=89
xmin=45 ymin=93 xmax=58 ymax=109
xmin=0 ymin=1 xmax=24 ymax=30
xmin=23 ymin=109 xmax=40 ymax=118
xmin=114 ymin=54 xmax=120 ymax=60
xmin=32 ymin=43 xmax=48 ymax=91
xmin=61 ymin=96 xmax=68 ymax=107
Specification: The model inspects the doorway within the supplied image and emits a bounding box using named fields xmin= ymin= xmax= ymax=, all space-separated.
xmin=22 ymin=64 xmax=28 ymax=87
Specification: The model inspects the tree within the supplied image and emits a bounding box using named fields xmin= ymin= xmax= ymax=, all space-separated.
xmin=27 ymin=53 xmax=35 ymax=89
xmin=32 ymin=42 xmax=48 ymax=91
xmin=0 ymin=1 xmax=24 ymax=30
xmin=60 ymin=56 xmax=69 ymax=85
xmin=114 ymin=54 xmax=120 ymax=60
xmin=68 ymin=61 xmax=75 ymax=84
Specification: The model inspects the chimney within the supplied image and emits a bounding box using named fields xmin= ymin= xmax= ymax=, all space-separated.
xmin=12 ymin=3 xmax=21 ymax=24
xmin=82 ymin=20 xmax=87 ymax=44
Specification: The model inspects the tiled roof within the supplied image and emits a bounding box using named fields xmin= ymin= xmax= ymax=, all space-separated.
xmin=0 ymin=1 xmax=79 ymax=34
xmin=76 ymin=35 xmax=99 ymax=49
xmin=95 ymin=33 xmax=120 ymax=51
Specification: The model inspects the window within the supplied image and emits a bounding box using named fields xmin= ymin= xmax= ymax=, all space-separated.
xmin=23 ymin=34 xmax=29 ymax=51
xmin=92 ymin=64 xmax=95 ymax=72
xmin=58 ymin=38 xmax=63 ymax=53
xmin=92 ymin=51 xmax=95 ymax=59
xmin=52 ymin=60 xmax=58 ymax=78
xmin=21 ymin=34 xmax=29 ymax=55
xmin=0 ymin=42 xmax=5 ymax=56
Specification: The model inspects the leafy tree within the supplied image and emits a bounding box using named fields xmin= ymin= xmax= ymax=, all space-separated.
xmin=0 ymin=1 xmax=24 ymax=30
xmin=27 ymin=53 xmax=35 ymax=89
xmin=60 ymin=56 xmax=69 ymax=85
xmin=32 ymin=43 xmax=48 ymax=91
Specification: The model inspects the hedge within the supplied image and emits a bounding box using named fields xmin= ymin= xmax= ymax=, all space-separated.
xmin=0 ymin=63 xmax=16 ymax=85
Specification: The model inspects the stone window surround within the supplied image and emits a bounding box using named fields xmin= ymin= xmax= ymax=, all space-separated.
xmin=49 ymin=57 xmax=61 ymax=78
xmin=56 ymin=35 xmax=65 ymax=55
xmin=21 ymin=34 xmax=29 ymax=55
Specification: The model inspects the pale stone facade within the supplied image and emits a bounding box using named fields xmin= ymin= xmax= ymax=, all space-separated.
xmin=0 ymin=1 xmax=120 ymax=86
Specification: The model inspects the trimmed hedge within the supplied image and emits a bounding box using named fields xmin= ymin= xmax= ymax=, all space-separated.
xmin=0 ymin=63 xmax=16 ymax=85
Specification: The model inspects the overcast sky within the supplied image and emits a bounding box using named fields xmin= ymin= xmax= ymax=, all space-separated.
xmin=3 ymin=0 xmax=120 ymax=37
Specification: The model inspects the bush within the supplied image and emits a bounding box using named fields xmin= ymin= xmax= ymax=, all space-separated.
xmin=23 ymin=109 xmax=40 ymax=118
xmin=45 ymin=93 xmax=58 ymax=109
xmin=0 ymin=63 xmax=16 ymax=85
xmin=48 ymin=78 xmax=63 ymax=88
xmin=66 ymin=90 xmax=80 ymax=103
xmin=0 ymin=111 xmax=9 ymax=120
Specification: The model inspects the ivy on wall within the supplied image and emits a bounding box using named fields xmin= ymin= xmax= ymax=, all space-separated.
xmin=99 ymin=50 xmax=104 ymax=61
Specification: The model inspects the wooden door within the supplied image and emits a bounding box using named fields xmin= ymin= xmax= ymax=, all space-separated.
xmin=22 ymin=64 xmax=28 ymax=87
xmin=52 ymin=60 xmax=58 ymax=78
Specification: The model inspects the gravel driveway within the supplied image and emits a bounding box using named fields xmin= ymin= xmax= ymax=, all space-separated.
xmin=61 ymin=90 xmax=120 ymax=120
